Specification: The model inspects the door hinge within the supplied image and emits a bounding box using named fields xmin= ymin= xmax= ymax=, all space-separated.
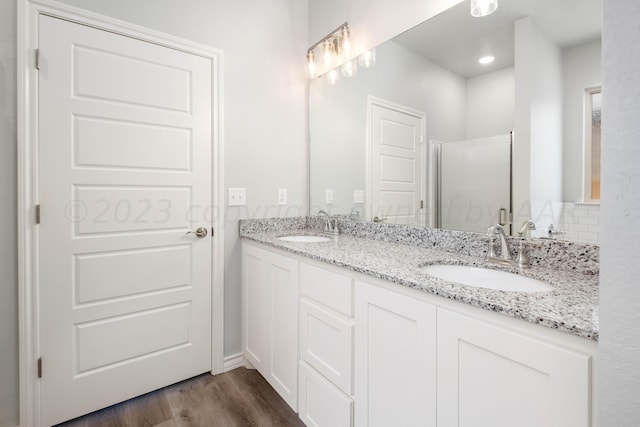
xmin=35 ymin=205 xmax=41 ymax=224
xmin=211 ymin=227 xmax=215 ymax=237
xmin=37 ymin=357 xmax=42 ymax=378
xmin=420 ymin=200 xmax=424 ymax=209
xmin=35 ymin=49 xmax=40 ymax=70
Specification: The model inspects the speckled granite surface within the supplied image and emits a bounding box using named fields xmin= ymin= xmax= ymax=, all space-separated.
xmin=240 ymin=218 xmax=599 ymax=340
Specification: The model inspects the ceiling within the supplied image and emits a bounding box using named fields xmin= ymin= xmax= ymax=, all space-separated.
xmin=392 ymin=0 xmax=602 ymax=79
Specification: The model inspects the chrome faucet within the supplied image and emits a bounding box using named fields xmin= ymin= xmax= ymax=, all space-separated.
xmin=487 ymin=224 xmax=531 ymax=268
xmin=487 ymin=224 xmax=511 ymax=261
xmin=518 ymin=220 xmax=536 ymax=237
xmin=317 ymin=210 xmax=339 ymax=236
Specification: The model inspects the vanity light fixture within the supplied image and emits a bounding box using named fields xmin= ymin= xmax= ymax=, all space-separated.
xmin=470 ymin=0 xmax=498 ymax=17
xmin=307 ymin=22 xmax=377 ymax=82
xmin=307 ymin=22 xmax=351 ymax=79
xmin=478 ymin=55 xmax=495 ymax=64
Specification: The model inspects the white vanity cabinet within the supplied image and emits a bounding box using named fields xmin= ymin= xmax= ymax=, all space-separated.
xmin=241 ymin=241 xmax=597 ymax=427
xmin=241 ymin=243 xmax=298 ymax=410
xmin=354 ymin=280 xmax=437 ymax=427
xmin=298 ymin=262 xmax=355 ymax=427
xmin=437 ymin=308 xmax=591 ymax=427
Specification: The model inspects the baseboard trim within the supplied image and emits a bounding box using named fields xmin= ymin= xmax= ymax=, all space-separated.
xmin=223 ymin=353 xmax=245 ymax=372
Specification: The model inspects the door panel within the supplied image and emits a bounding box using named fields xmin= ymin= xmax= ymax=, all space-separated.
xmin=74 ymin=45 xmax=192 ymax=112
xmin=74 ymin=116 xmax=192 ymax=171
xmin=38 ymin=15 xmax=212 ymax=425
xmin=74 ymin=245 xmax=191 ymax=303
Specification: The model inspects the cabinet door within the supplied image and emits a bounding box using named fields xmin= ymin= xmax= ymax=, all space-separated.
xmin=299 ymin=361 xmax=353 ymax=427
xmin=354 ymin=281 xmax=437 ymax=427
xmin=242 ymin=244 xmax=270 ymax=372
xmin=437 ymin=309 xmax=591 ymax=427
xmin=242 ymin=244 xmax=298 ymax=411
xmin=268 ymin=250 xmax=299 ymax=410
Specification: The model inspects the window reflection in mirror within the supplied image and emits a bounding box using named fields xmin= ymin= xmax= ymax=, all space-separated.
xmin=585 ymin=88 xmax=601 ymax=201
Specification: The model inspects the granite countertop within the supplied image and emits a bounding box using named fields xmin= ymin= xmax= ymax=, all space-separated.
xmin=241 ymin=228 xmax=599 ymax=341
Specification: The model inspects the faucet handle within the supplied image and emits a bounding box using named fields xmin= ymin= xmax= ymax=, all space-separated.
xmin=487 ymin=235 xmax=498 ymax=258
xmin=548 ymin=223 xmax=565 ymax=239
xmin=518 ymin=220 xmax=537 ymax=237
xmin=516 ymin=239 xmax=531 ymax=268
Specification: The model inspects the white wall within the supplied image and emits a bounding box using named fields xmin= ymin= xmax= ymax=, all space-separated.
xmin=562 ymin=40 xmax=602 ymax=202
xmin=513 ymin=17 xmax=564 ymax=236
xmin=310 ymin=40 xmax=466 ymax=214
xmin=466 ymin=66 xmax=515 ymax=140
xmin=599 ymin=0 xmax=640 ymax=424
xmin=308 ymin=0 xmax=461 ymax=60
xmin=0 ymin=0 xmax=18 ymax=424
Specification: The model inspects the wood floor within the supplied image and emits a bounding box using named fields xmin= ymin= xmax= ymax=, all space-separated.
xmin=55 ymin=368 xmax=305 ymax=427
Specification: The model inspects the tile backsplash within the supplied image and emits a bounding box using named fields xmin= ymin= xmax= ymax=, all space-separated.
xmin=561 ymin=203 xmax=600 ymax=244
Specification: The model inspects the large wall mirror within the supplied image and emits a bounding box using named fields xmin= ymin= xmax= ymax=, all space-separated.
xmin=309 ymin=0 xmax=602 ymax=244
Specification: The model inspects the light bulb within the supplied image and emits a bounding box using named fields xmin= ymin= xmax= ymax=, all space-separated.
xmin=323 ymin=39 xmax=334 ymax=68
xmin=470 ymin=0 xmax=498 ymax=17
xmin=358 ymin=48 xmax=376 ymax=68
xmin=327 ymin=68 xmax=339 ymax=85
xmin=341 ymin=59 xmax=358 ymax=78
xmin=341 ymin=26 xmax=351 ymax=59
xmin=307 ymin=50 xmax=317 ymax=78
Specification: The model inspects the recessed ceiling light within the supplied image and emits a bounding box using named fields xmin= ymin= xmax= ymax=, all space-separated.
xmin=479 ymin=55 xmax=495 ymax=65
xmin=471 ymin=0 xmax=498 ymax=17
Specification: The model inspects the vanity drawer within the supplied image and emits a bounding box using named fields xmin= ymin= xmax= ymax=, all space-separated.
xmin=300 ymin=262 xmax=353 ymax=316
xmin=300 ymin=299 xmax=354 ymax=394
xmin=299 ymin=361 xmax=353 ymax=427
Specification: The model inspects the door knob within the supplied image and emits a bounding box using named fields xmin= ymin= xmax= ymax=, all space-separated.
xmin=373 ymin=216 xmax=388 ymax=223
xmin=185 ymin=227 xmax=208 ymax=238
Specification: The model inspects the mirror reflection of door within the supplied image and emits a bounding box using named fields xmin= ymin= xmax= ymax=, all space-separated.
xmin=433 ymin=134 xmax=512 ymax=234
xmin=367 ymin=97 xmax=426 ymax=226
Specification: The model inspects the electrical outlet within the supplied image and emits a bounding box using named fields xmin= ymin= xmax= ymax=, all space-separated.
xmin=325 ymin=189 xmax=334 ymax=205
xmin=354 ymin=189 xmax=365 ymax=204
xmin=277 ymin=189 xmax=287 ymax=205
xmin=228 ymin=188 xmax=246 ymax=206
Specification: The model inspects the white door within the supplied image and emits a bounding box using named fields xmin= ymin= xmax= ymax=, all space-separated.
xmin=434 ymin=134 xmax=511 ymax=233
xmin=38 ymin=15 xmax=213 ymax=426
xmin=368 ymin=98 xmax=426 ymax=225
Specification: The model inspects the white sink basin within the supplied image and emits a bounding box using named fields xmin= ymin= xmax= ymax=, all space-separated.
xmin=420 ymin=264 xmax=553 ymax=293
xmin=278 ymin=235 xmax=331 ymax=243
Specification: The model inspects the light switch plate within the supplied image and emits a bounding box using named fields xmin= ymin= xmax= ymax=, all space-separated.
xmin=325 ymin=189 xmax=334 ymax=205
xmin=353 ymin=189 xmax=365 ymax=203
xmin=277 ymin=189 xmax=287 ymax=205
xmin=228 ymin=188 xmax=246 ymax=206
